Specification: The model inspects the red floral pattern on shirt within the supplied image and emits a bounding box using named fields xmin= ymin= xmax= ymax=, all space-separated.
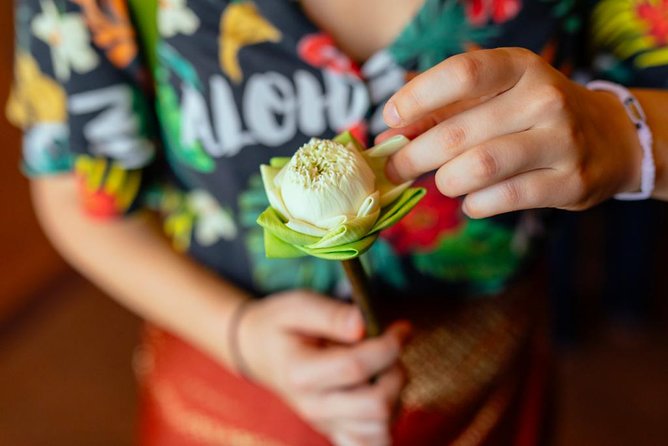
xmin=346 ymin=121 xmax=369 ymax=147
xmin=637 ymin=0 xmax=668 ymax=44
xmin=466 ymin=0 xmax=522 ymax=25
xmin=382 ymin=176 xmax=463 ymax=255
xmin=298 ymin=33 xmax=362 ymax=78
xmin=77 ymin=176 xmax=121 ymax=218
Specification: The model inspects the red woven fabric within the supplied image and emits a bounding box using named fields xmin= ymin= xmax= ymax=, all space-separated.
xmin=136 ymin=326 xmax=549 ymax=446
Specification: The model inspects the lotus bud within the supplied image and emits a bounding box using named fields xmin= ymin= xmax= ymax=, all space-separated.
xmin=258 ymin=132 xmax=426 ymax=260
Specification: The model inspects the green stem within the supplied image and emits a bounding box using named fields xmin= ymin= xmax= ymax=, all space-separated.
xmin=341 ymin=258 xmax=381 ymax=337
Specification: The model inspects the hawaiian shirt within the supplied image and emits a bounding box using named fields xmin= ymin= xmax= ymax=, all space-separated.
xmin=8 ymin=0 xmax=668 ymax=298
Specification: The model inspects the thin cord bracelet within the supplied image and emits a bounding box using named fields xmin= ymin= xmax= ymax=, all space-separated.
xmin=228 ymin=299 xmax=255 ymax=379
xmin=586 ymin=80 xmax=655 ymax=201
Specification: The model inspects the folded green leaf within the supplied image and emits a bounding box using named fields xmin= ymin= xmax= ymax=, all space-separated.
xmin=257 ymin=188 xmax=424 ymax=260
xmin=299 ymin=233 xmax=379 ymax=260
xmin=333 ymin=131 xmax=364 ymax=152
xmin=257 ymin=207 xmax=320 ymax=246
xmin=371 ymin=187 xmax=427 ymax=233
xmin=264 ymin=230 xmax=307 ymax=258
xmin=307 ymin=210 xmax=380 ymax=249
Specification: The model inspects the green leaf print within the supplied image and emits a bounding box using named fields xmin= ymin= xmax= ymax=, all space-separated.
xmin=245 ymin=230 xmax=342 ymax=294
xmin=238 ymin=175 xmax=270 ymax=226
xmin=389 ymin=0 xmax=498 ymax=71
xmin=155 ymin=44 xmax=215 ymax=173
xmin=131 ymin=86 xmax=155 ymax=145
xmin=411 ymin=219 xmax=521 ymax=294
xmin=363 ymin=239 xmax=408 ymax=290
xmin=158 ymin=43 xmax=204 ymax=91
xmin=542 ymin=0 xmax=582 ymax=34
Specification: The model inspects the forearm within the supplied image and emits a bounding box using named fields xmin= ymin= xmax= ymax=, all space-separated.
xmin=632 ymin=89 xmax=668 ymax=201
xmin=30 ymin=175 xmax=251 ymax=369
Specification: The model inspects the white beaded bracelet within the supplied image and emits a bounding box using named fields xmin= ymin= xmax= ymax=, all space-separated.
xmin=586 ymin=80 xmax=655 ymax=201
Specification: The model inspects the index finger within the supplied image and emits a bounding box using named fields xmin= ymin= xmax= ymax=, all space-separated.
xmin=383 ymin=48 xmax=531 ymax=128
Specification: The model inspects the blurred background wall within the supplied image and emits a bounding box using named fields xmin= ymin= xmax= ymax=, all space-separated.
xmin=0 ymin=4 xmax=139 ymax=443
xmin=0 ymin=0 xmax=67 ymax=325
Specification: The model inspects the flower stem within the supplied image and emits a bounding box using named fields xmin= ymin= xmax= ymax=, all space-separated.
xmin=341 ymin=258 xmax=381 ymax=337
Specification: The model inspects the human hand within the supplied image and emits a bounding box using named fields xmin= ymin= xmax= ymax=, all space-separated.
xmin=237 ymin=290 xmax=411 ymax=446
xmin=380 ymin=47 xmax=643 ymax=218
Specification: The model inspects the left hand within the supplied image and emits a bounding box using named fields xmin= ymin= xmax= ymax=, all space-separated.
xmin=380 ymin=47 xmax=643 ymax=218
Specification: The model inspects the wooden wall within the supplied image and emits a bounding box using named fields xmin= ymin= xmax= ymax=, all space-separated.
xmin=0 ymin=1 xmax=67 ymax=322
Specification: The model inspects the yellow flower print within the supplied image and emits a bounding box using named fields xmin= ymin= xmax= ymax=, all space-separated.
xmin=6 ymin=52 xmax=67 ymax=128
xmin=6 ymin=52 xmax=71 ymax=174
xmin=165 ymin=210 xmax=195 ymax=252
xmin=593 ymin=0 xmax=668 ymax=69
xmin=159 ymin=0 xmax=200 ymax=38
xmin=75 ymin=155 xmax=142 ymax=218
xmin=162 ymin=189 xmax=237 ymax=252
xmin=219 ymin=1 xmax=282 ymax=83
xmin=31 ymin=0 xmax=99 ymax=81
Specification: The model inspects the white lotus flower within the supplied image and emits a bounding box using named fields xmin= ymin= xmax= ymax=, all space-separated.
xmin=261 ymin=137 xmax=412 ymax=240
xmin=158 ymin=0 xmax=200 ymax=38
xmin=31 ymin=0 xmax=99 ymax=81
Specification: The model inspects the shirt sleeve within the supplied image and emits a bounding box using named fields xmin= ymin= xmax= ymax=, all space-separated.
xmin=589 ymin=0 xmax=668 ymax=88
xmin=6 ymin=0 xmax=158 ymax=218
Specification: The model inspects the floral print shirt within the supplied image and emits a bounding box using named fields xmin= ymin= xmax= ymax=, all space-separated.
xmin=9 ymin=0 xmax=668 ymax=298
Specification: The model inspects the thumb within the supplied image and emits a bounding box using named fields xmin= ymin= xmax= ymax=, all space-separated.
xmin=278 ymin=291 xmax=365 ymax=343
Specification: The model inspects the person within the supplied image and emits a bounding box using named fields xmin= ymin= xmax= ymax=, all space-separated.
xmin=8 ymin=0 xmax=667 ymax=445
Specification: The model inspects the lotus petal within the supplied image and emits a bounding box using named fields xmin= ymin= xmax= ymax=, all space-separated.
xmin=286 ymin=218 xmax=329 ymax=237
xmin=308 ymin=209 xmax=380 ymax=249
xmin=364 ymin=135 xmax=409 ymax=158
xmin=260 ymin=164 xmax=290 ymax=219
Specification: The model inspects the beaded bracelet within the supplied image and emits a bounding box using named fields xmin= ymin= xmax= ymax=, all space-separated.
xmin=586 ymin=80 xmax=655 ymax=201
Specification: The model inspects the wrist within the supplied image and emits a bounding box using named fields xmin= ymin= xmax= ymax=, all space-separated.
xmin=589 ymin=88 xmax=645 ymax=196
xmin=190 ymin=284 xmax=254 ymax=370
xmin=228 ymin=299 xmax=257 ymax=378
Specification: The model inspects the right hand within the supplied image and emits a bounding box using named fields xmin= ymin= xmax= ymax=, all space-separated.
xmin=237 ymin=290 xmax=411 ymax=446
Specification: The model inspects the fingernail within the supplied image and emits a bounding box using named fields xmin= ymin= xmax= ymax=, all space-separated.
xmin=461 ymin=200 xmax=472 ymax=217
xmin=464 ymin=191 xmax=494 ymax=219
xmin=384 ymin=101 xmax=402 ymax=127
